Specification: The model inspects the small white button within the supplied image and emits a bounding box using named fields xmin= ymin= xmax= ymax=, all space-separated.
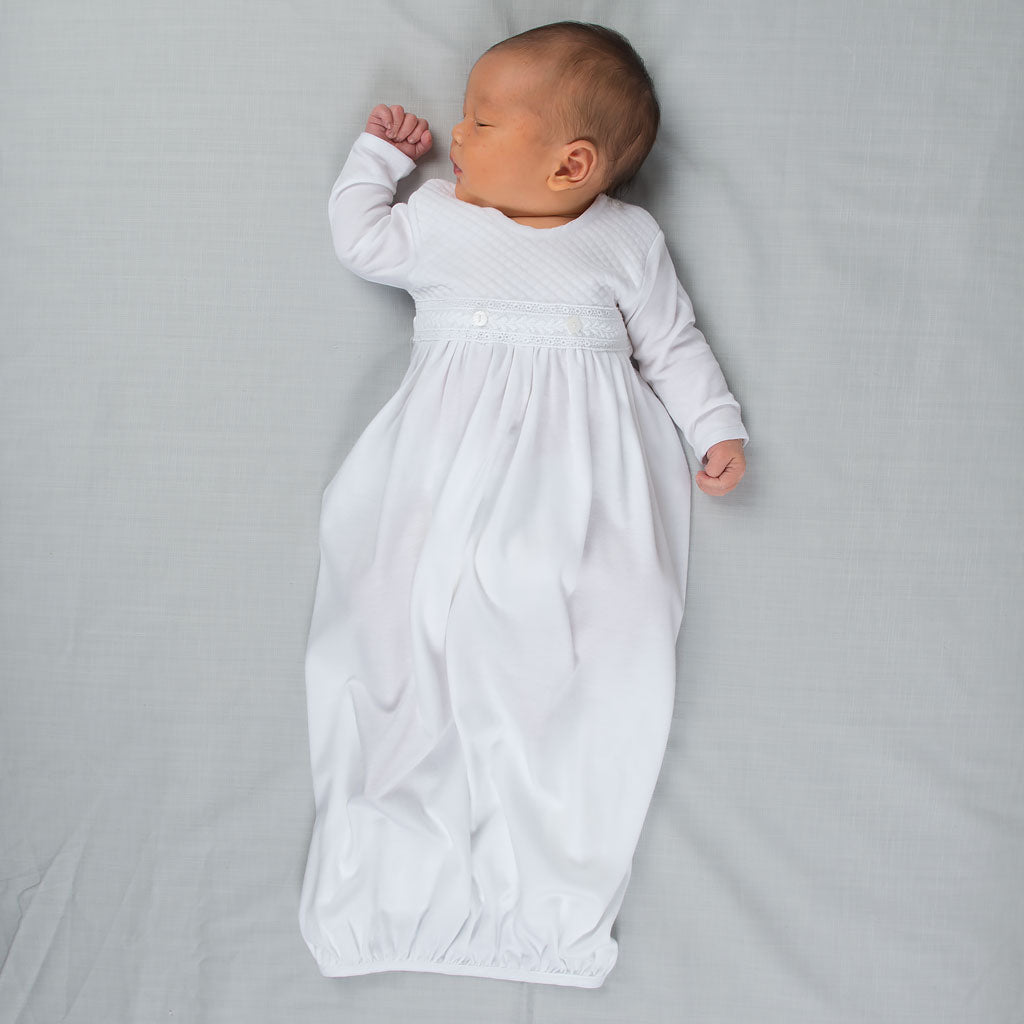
xmin=565 ymin=315 xmax=582 ymax=335
xmin=472 ymin=309 xmax=488 ymax=326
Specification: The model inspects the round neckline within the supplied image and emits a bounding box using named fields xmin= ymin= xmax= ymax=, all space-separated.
xmin=445 ymin=183 xmax=607 ymax=236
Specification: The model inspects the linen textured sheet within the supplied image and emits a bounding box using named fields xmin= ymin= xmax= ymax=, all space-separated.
xmin=2 ymin=1 xmax=1022 ymax=1022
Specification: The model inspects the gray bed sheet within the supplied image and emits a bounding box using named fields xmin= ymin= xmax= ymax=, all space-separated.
xmin=2 ymin=1 xmax=1022 ymax=1021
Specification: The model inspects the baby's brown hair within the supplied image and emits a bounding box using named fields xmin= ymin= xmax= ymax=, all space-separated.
xmin=485 ymin=21 xmax=660 ymax=200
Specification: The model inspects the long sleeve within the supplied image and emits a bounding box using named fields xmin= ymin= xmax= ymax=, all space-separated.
xmin=328 ymin=131 xmax=420 ymax=290
xmin=620 ymin=230 xmax=749 ymax=464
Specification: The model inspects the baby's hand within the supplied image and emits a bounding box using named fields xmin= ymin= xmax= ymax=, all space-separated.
xmin=365 ymin=104 xmax=433 ymax=161
xmin=696 ymin=439 xmax=746 ymax=496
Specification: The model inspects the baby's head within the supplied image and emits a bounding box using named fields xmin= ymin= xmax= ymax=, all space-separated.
xmin=450 ymin=22 xmax=660 ymax=224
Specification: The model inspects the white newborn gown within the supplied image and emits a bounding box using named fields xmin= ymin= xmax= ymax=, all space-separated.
xmin=298 ymin=131 xmax=749 ymax=989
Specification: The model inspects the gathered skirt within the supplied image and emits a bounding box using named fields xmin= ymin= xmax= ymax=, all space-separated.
xmin=298 ymin=328 xmax=692 ymax=988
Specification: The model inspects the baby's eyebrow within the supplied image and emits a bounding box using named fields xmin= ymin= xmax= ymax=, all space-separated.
xmin=463 ymin=87 xmax=492 ymax=109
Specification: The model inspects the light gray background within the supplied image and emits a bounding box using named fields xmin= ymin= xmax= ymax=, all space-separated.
xmin=2 ymin=1 xmax=1022 ymax=1022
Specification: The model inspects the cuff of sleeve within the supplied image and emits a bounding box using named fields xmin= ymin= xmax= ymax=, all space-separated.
xmin=696 ymin=425 xmax=749 ymax=465
xmin=354 ymin=131 xmax=418 ymax=178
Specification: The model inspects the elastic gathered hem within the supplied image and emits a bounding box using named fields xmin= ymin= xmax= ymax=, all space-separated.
xmin=313 ymin=951 xmax=608 ymax=988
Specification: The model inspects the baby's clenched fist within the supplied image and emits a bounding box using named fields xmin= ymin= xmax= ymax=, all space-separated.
xmin=366 ymin=104 xmax=432 ymax=161
xmin=695 ymin=439 xmax=746 ymax=496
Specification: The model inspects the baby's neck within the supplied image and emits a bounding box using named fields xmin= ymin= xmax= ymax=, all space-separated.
xmin=510 ymin=213 xmax=578 ymax=229
xmin=510 ymin=195 xmax=599 ymax=229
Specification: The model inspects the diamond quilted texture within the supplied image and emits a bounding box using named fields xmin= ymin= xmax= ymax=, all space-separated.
xmin=407 ymin=180 xmax=659 ymax=310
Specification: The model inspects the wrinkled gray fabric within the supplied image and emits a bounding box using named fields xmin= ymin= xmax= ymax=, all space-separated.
xmin=2 ymin=2 xmax=1022 ymax=1022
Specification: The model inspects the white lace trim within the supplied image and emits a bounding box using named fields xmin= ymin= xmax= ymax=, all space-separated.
xmin=412 ymin=297 xmax=632 ymax=352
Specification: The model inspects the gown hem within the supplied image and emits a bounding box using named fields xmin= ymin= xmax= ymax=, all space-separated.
xmin=312 ymin=950 xmax=608 ymax=988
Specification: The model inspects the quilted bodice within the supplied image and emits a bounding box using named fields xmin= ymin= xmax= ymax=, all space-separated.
xmin=403 ymin=179 xmax=658 ymax=312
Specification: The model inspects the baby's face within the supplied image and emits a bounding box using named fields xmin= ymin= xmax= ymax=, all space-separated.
xmin=450 ymin=51 xmax=564 ymax=218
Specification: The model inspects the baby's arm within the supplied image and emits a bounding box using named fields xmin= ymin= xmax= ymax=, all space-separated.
xmin=621 ymin=230 xmax=749 ymax=496
xmin=327 ymin=105 xmax=432 ymax=289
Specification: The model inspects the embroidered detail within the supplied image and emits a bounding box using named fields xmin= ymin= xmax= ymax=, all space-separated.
xmin=413 ymin=297 xmax=632 ymax=353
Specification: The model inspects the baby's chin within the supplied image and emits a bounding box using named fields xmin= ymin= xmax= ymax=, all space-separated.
xmin=453 ymin=181 xmax=487 ymax=208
